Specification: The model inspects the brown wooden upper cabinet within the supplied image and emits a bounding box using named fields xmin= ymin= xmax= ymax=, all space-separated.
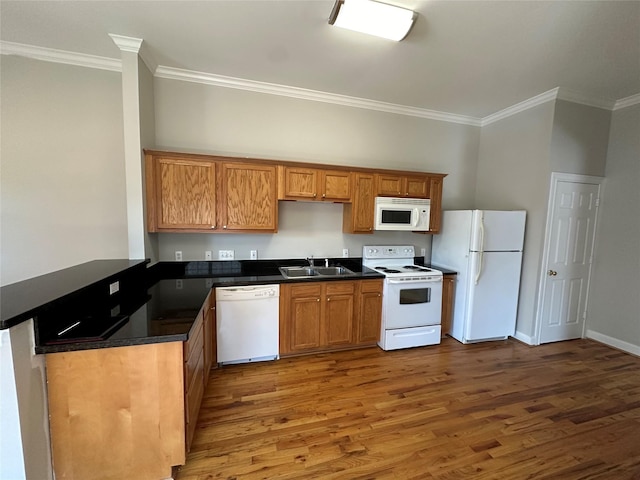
xmin=145 ymin=152 xmax=278 ymax=233
xmin=342 ymin=173 xmax=375 ymax=234
xmin=219 ymin=162 xmax=278 ymax=232
xmin=146 ymin=155 xmax=217 ymax=231
xmin=375 ymin=173 xmax=430 ymax=198
xmin=278 ymin=166 xmax=352 ymax=202
xmin=145 ymin=149 xmax=446 ymax=235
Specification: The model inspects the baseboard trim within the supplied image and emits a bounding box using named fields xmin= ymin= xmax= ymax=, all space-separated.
xmin=512 ymin=330 xmax=535 ymax=345
xmin=585 ymin=330 xmax=640 ymax=357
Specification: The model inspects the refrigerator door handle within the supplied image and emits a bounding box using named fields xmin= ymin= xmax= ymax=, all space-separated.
xmin=479 ymin=212 xmax=485 ymax=252
xmin=475 ymin=213 xmax=485 ymax=285
xmin=475 ymin=250 xmax=483 ymax=285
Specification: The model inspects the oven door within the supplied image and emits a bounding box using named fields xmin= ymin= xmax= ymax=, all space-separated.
xmin=383 ymin=277 xmax=443 ymax=329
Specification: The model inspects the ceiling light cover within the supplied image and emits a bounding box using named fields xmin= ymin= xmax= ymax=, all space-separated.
xmin=329 ymin=0 xmax=417 ymax=41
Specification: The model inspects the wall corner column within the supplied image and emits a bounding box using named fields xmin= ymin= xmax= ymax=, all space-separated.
xmin=110 ymin=34 xmax=158 ymax=262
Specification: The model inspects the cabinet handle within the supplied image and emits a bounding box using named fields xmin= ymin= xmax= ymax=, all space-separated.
xmin=327 ymin=297 xmax=330 ymax=302
xmin=548 ymin=270 xmax=558 ymax=276
xmin=378 ymin=294 xmax=381 ymax=297
xmin=322 ymin=193 xmax=326 ymax=198
xmin=317 ymin=298 xmax=320 ymax=302
xmin=223 ymin=225 xmax=227 ymax=229
xmin=313 ymin=193 xmax=317 ymax=198
xmin=211 ymin=225 xmax=216 ymax=229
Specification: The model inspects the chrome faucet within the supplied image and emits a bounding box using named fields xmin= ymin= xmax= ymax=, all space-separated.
xmin=307 ymin=256 xmax=315 ymax=267
xmin=325 ymin=258 xmax=329 ymax=267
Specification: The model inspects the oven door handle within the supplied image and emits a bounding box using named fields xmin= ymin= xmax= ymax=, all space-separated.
xmin=387 ymin=277 xmax=443 ymax=284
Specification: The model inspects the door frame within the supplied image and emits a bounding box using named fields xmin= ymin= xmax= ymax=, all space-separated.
xmin=533 ymin=172 xmax=604 ymax=345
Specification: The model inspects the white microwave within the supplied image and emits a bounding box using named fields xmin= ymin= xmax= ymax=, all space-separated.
xmin=374 ymin=197 xmax=431 ymax=231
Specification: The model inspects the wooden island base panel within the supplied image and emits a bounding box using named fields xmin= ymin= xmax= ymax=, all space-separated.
xmin=46 ymin=342 xmax=185 ymax=480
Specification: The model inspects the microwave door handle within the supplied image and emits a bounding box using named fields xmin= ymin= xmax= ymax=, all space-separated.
xmin=412 ymin=208 xmax=419 ymax=227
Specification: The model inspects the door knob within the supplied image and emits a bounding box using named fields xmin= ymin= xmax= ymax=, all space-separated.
xmin=547 ymin=270 xmax=558 ymax=276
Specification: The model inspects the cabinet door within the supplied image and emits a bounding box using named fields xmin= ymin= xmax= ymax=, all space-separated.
xmin=356 ymin=280 xmax=383 ymax=345
xmin=150 ymin=157 xmax=217 ymax=231
xmin=441 ymin=274 xmax=455 ymax=336
xmin=286 ymin=284 xmax=323 ymax=353
xmin=321 ymin=170 xmax=352 ymax=202
xmin=220 ymin=162 xmax=277 ymax=232
xmin=405 ymin=175 xmax=429 ymax=198
xmin=324 ymin=282 xmax=355 ymax=346
xmin=279 ymin=167 xmax=318 ymax=200
xmin=343 ymin=173 xmax=375 ymax=234
xmin=427 ymin=176 xmax=443 ymax=233
xmin=376 ymin=174 xmax=404 ymax=197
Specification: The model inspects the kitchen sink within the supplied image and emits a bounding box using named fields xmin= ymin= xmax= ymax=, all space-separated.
xmin=279 ymin=265 xmax=355 ymax=279
xmin=313 ymin=266 xmax=354 ymax=276
xmin=279 ymin=266 xmax=319 ymax=278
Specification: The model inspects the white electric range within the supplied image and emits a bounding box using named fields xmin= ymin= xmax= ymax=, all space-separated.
xmin=363 ymin=245 xmax=443 ymax=350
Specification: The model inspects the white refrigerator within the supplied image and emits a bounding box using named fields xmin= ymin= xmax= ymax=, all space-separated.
xmin=432 ymin=210 xmax=526 ymax=343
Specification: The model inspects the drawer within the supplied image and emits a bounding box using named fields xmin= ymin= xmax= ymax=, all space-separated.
xmin=289 ymin=283 xmax=322 ymax=298
xmin=382 ymin=325 xmax=441 ymax=350
xmin=184 ymin=310 xmax=204 ymax=361
xmin=184 ymin=323 xmax=204 ymax=390
xmin=359 ymin=279 xmax=383 ymax=294
xmin=325 ymin=282 xmax=355 ymax=295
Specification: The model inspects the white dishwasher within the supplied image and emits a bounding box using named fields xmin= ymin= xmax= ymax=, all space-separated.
xmin=215 ymin=284 xmax=280 ymax=365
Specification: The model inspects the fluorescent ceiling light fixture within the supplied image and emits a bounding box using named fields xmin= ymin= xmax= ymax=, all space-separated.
xmin=329 ymin=0 xmax=417 ymax=41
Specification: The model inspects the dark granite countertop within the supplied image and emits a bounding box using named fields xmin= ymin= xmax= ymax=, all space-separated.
xmin=31 ymin=258 xmax=385 ymax=354
xmin=10 ymin=257 xmax=453 ymax=354
xmin=0 ymin=259 xmax=149 ymax=330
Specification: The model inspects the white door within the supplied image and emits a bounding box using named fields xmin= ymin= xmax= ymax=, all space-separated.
xmin=538 ymin=174 xmax=602 ymax=344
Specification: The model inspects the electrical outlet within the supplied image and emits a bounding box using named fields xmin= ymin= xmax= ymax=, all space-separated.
xmin=342 ymin=248 xmax=349 ymax=258
xmin=175 ymin=251 xmax=183 ymax=261
xmin=218 ymin=250 xmax=234 ymax=260
xmin=420 ymin=248 xmax=426 ymax=257
xmin=250 ymin=250 xmax=258 ymax=260
xmin=109 ymin=281 xmax=119 ymax=295
xmin=205 ymin=250 xmax=212 ymax=260
xmin=205 ymin=279 xmax=213 ymax=289
xmin=176 ymin=279 xmax=183 ymax=290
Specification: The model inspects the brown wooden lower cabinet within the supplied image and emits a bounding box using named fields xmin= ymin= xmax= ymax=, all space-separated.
xmin=441 ymin=274 xmax=455 ymax=336
xmin=46 ymin=342 xmax=186 ymax=480
xmin=46 ymin=290 xmax=217 ymax=480
xmin=356 ymin=280 xmax=383 ymax=345
xmin=279 ymin=279 xmax=383 ymax=356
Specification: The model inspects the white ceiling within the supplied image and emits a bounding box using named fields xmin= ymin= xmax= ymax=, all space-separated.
xmin=1 ymin=0 xmax=639 ymax=119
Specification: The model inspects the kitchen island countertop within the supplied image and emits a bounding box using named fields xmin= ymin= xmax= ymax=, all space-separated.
xmin=25 ymin=258 xmax=387 ymax=354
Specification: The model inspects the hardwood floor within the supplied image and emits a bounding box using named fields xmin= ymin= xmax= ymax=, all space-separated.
xmin=175 ymin=338 xmax=640 ymax=480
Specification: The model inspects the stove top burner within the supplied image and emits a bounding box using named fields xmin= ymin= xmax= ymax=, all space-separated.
xmin=375 ymin=267 xmax=402 ymax=274
xmin=403 ymin=265 xmax=423 ymax=270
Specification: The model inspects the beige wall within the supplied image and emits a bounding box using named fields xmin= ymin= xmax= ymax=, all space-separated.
xmin=152 ymin=78 xmax=481 ymax=262
xmin=550 ymin=100 xmax=611 ymax=176
xmin=475 ymin=101 xmax=556 ymax=341
xmin=587 ymin=103 xmax=640 ymax=350
xmin=0 ymin=56 xmax=129 ymax=285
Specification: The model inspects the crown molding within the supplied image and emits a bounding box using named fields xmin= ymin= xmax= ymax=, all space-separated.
xmin=154 ymin=65 xmax=482 ymax=126
xmin=0 ymin=40 xmax=121 ymax=72
xmin=108 ymin=34 xmax=157 ymax=73
xmin=556 ymin=87 xmax=616 ymax=110
xmin=613 ymin=93 xmax=640 ymax=111
xmin=481 ymin=88 xmax=559 ymax=126
xmin=3 ymin=40 xmax=636 ymax=124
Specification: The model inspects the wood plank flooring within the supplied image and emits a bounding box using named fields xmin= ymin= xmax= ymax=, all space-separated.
xmin=175 ymin=338 xmax=640 ymax=480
